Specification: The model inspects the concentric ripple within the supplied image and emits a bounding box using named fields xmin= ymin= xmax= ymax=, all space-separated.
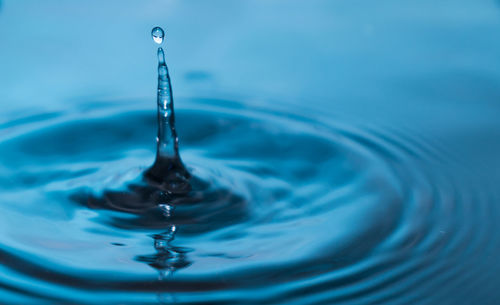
xmin=0 ymin=98 xmax=498 ymax=304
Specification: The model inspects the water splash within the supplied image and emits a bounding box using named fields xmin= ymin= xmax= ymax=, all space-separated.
xmin=145 ymin=27 xmax=190 ymax=189
xmin=0 ymin=96 xmax=498 ymax=304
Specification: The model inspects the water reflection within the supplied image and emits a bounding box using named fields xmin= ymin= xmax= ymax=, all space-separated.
xmin=135 ymin=204 xmax=192 ymax=304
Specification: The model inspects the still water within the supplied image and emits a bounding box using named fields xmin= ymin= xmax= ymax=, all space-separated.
xmin=1 ymin=1 xmax=500 ymax=304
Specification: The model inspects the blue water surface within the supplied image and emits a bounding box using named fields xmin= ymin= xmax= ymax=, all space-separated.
xmin=1 ymin=1 xmax=500 ymax=304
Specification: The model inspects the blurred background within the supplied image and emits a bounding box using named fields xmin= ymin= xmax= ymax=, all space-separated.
xmin=0 ymin=0 xmax=499 ymax=121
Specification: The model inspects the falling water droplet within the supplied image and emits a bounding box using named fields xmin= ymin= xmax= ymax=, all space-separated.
xmin=151 ymin=26 xmax=165 ymax=44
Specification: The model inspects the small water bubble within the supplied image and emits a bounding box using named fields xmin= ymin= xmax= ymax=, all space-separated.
xmin=152 ymin=27 xmax=165 ymax=44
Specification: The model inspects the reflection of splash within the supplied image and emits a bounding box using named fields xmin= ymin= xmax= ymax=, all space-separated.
xmin=73 ymin=172 xmax=248 ymax=233
xmin=135 ymin=203 xmax=192 ymax=304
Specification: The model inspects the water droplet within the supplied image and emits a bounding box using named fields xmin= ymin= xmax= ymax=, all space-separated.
xmin=151 ymin=27 xmax=165 ymax=44
xmin=145 ymin=26 xmax=190 ymax=186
